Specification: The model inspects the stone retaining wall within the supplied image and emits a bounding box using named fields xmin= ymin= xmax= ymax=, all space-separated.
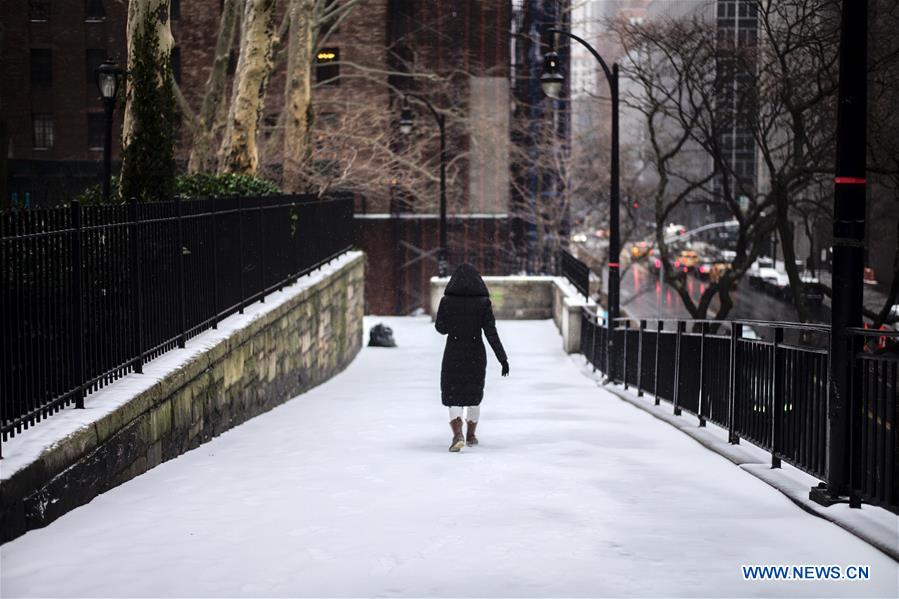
xmin=1 ymin=253 xmax=365 ymax=544
xmin=429 ymin=275 xmax=596 ymax=353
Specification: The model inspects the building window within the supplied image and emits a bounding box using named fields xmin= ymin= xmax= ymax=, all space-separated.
xmin=171 ymin=0 xmax=180 ymax=19
xmin=30 ymin=49 xmax=52 ymax=87
xmin=29 ymin=0 xmax=51 ymax=22
xmin=86 ymin=48 xmax=107 ymax=84
xmin=85 ymin=0 xmax=106 ymax=22
xmin=315 ymin=47 xmax=339 ymax=85
xmin=87 ymin=113 xmax=105 ymax=150
xmin=170 ymin=47 xmax=181 ymax=84
xmin=33 ymin=114 xmax=54 ymax=149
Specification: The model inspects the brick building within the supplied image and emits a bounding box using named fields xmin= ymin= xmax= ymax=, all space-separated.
xmin=1 ymin=1 xmax=515 ymax=313
xmin=0 ymin=0 xmax=128 ymax=206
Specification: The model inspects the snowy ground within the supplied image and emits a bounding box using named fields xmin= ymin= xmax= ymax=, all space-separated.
xmin=2 ymin=317 xmax=896 ymax=598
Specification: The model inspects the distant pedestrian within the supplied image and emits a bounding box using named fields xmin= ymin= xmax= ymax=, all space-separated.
xmin=435 ymin=263 xmax=509 ymax=452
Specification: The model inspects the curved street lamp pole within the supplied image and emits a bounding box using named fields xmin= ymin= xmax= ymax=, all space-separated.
xmin=400 ymin=93 xmax=448 ymax=277
xmin=542 ymin=28 xmax=620 ymax=379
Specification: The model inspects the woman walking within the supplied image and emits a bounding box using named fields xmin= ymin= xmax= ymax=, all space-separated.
xmin=435 ymin=263 xmax=509 ymax=452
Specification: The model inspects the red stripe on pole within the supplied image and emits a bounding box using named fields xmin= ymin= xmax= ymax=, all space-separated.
xmin=834 ymin=176 xmax=866 ymax=185
xmin=609 ymin=262 xmax=620 ymax=268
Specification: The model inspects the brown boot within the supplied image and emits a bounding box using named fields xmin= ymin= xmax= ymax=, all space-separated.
xmin=449 ymin=417 xmax=465 ymax=452
xmin=466 ymin=420 xmax=479 ymax=446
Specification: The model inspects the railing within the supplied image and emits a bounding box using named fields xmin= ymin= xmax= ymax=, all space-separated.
xmin=848 ymin=327 xmax=898 ymax=512
xmin=1 ymin=194 xmax=355 ymax=452
xmin=579 ymin=310 xmax=897 ymax=513
xmin=561 ymin=250 xmax=590 ymax=298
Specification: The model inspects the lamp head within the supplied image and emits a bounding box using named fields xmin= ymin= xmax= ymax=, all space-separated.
xmin=399 ymin=105 xmax=414 ymax=136
xmin=540 ymin=51 xmax=564 ymax=100
xmin=96 ymin=60 xmax=124 ymax=101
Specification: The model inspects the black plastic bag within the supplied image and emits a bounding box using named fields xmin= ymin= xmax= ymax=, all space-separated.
xmin=368 ymin=323 xmax=397 ymax=347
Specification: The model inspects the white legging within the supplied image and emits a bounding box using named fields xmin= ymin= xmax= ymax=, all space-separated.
xmin=448 ymin=406 xmax=480 ymax=422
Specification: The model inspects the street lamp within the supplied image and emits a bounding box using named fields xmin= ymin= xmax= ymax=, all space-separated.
xmin=541 ymin=28 xmax=621 ymax=380
xmin=399 ymin=94 xmax=448 ymax=277
xmin=540 ymin=51 xmax=565 ymax=100
xmin=95 ymin=60 xmax=125 ymax=203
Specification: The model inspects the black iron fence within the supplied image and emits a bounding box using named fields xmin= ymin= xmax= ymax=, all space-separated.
xmin=580 ymin=311 xmax=898 ymax=512
xmin=1 ymin=194 xmax=354 ymax=452
xmin=561 ymin=250 xmax=590 ymax=298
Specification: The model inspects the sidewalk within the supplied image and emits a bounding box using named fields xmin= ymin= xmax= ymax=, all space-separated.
xmin=1 ymin=317 xmax=896 ymax=597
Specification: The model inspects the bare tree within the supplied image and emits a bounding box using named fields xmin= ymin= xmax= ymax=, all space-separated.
xmin=864 ymin=0 xmax=899 ymax=328
xmin=617 ymin=14 xmax=776 ymax=320
xmin=123 ymin=0 xmax=174 ymax=149
xmin=186 ymin=0 xmax=240 ymax=173
xmin=752 ymin=0 xmax=842 ymax=323
xmin=218 ymin=0 xmax=278 ymax=175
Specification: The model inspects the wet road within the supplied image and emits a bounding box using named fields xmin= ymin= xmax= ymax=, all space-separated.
xmin=618 ymin=263 xmax=821 ymax=323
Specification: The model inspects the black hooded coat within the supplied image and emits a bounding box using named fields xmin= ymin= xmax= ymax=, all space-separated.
xmin=435 ymin=264 xmax=507 ymax=407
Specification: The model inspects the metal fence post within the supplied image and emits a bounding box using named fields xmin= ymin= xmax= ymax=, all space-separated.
xmin=623 ymin=319 xmax=629 ymax=390
xmin=653 ymin=320 xmax=662 ymax=405
xmin=210 ymin=198 xmax=219 ymax=329
xmin=259 ymin=198 xmax=266 ymax=303
xmin=591 ymin=310 xmax=598 ymax=372
xmin=729 ymin=323 xmax=742 ymax=444
xmin=129 ymin=197 xmax=144 ymax=373
xmin=771 ymin=327 xmax=784 ymax=468
xmin=673 ymin=320 xmax=684 ymax=416
xmin=175 ymin=196 xmax=186 ymax=348
xmin=848 ymin=333 xmax=863 ymax=508
xmin=697 ymin=322 xmax=707 ymax=427
xmin=238 ymin=199 xmax=245 ymax=314
xmin=637 ymin=319 xmax=645 ymax=397
xmin=71 ymin=200 xmax=85 ymax=408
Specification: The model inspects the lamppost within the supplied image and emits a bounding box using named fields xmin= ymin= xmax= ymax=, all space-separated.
xmin=541 ymin=28 xmax=620 ymax=379
xmin=95 ymin=60 xmax=125 ymax=203
xmin=399 ymin=93 xmax=448 ymax=277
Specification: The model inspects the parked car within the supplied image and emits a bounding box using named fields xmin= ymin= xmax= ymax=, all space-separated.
xmin=743 ymin=325 xmax=761 ymax=340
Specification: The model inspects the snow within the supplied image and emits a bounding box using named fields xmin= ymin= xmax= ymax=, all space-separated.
xmin=0 ymin=251 xmax=363 ymax=482
xmin=2 ymin=316 xmax=897 ymax=597
xmin=584 ymin=370 xmax=899 ymax=562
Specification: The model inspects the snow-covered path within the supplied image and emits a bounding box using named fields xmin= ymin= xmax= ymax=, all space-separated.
xmin=2 ymin=317 xmax=896 ymax=598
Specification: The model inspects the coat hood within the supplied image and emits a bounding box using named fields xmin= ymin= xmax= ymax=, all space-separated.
xmin=444 ymin=263 xmax=489 ymax=297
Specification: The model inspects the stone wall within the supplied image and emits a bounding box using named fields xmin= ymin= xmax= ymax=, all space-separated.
xmin=1 ymin=253 xmax=365 ymax=544
xmin=430 ymin=275 xmax=596 ymax=353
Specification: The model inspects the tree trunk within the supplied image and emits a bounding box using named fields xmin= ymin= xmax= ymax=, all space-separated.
xmin=714 ymin=279 xmax=735 ymax=320
xmin=774 ymin=184 xmax=811 ymax=322
xmin=187 ymin=0 xmax=239 ymax=173
xmin=123 ymin=0 xmax=174 ymax=149
xmin=218 ymin=0 xmax=277 ymax=175
xmin=282 ymin=0 xmax=316 ymax=192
